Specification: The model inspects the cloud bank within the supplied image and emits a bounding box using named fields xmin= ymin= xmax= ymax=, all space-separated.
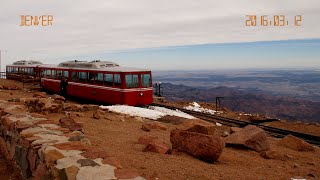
xmin=0 ymin=0 xmax=319 ymax=68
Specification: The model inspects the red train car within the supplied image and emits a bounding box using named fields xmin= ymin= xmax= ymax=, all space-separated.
xmin=6 ymin=60 xmax=42 ymax=82
xmin=38 ymin=60 xmax=153 ymax=106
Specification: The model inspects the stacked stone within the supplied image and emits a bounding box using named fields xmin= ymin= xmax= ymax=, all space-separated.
xmin=0 ymin=100 xmax=144 ymax=180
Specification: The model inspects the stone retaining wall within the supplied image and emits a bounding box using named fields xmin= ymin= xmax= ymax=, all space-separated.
xmin=0 ymin=99 xmax=144 ymax=180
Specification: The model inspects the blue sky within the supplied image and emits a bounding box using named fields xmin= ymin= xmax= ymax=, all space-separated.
xmin=71 ymin=38 xmax=320 ymax=70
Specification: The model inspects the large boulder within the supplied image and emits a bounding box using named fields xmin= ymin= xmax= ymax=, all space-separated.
xmin=178 ymin=119 xmax=215 ymax=135
xmin=170 ymin=130 xmax=224 ymax=163
xmin=278 ymin=135 xmax=314 ymax=151
xmin=225 ymin=125 xmax=269 ymax=152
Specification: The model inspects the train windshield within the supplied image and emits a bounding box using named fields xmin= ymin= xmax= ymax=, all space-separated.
xmin=141 ymin=74 xmax=151 ymax=88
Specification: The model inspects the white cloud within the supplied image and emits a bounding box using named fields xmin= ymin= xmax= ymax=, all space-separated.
xmin=0 ymin=0 xmax=319 ymax=67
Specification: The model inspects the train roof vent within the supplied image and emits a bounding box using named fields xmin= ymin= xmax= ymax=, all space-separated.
xmin=58 ymin=60 xmax=120 ymax=69
xmin=12 ymin=60 xmax=43 ymax=65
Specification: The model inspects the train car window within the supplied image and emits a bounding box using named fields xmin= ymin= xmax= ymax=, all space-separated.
xmin=141 ymin=74 xmax=151 ymax=87
xmin=52 ymin=70 xmax=56 ymax=79
xmin=125 ymin=74 xmax=139 ymax=88
xmin=114 ymin=74 xmax=121 ymax=87
xmin=88 ymin=72 xmax=95 ymax=84
xmin=71 ymin=72 xmax=78 ymax=82
xmin=57 ymin=70 xmax=63 ymax=79
xmin=97 ymin=73 xmax=103 ymax=85
xmin=63 ymin=71 xmax=69 ymax=79
xmin=79 ymin=72 xmax=87 ymax=83
xmin=104 ymin=74 xmax=113 ymax=87
xmin=41 ymin=70 xmax=45 ymax=77
xmin=45 ymin=69 xmax=51 ymax=78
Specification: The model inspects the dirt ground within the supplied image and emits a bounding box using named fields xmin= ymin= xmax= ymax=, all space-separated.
xmin=0 ymin=79 xmax=320 ymax=180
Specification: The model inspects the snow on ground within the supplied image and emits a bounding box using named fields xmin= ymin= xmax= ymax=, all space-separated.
xmin=148 ymin=106 xmax=195 ymax=119
xmin=184 ymin=102 xmax=218 ymax=115
xmin=100 ymin=105 xmax=196 ymax=120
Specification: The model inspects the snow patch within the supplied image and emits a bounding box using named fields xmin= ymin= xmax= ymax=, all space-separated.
xmin=100 ymin=105 xmax=196 ymax=120
xmin=100 ymin=105 xmax=165 ymax=120
xmin=184 ymin=102 xmax=218 ymax=115
xmin=148 ymin=106 xmax=195 ymax=119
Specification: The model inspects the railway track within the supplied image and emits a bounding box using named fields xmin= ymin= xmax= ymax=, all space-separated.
xmin=152 ymin=103 xmax=320 ymax=147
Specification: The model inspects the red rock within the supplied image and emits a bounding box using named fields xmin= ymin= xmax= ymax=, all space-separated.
xmin=0 ymin=137 xmax=10 ymax=160
xmin=53 ymin=141 xmax=89 ymax=151
xmin=143 ymin=139 xmax=170 ymax=154
xmin=59 ymin=117 xmax=83 ymax=131
xmin=170 ymin=130 xmax=225 ymax=163
xmin=115 ymin=168 xmax=140 ymax=179
xmin=33 ymin=92 xmax=47 ymax=98
xmin=64 ymin=104 xmax=82 ymax=111
xmin=44 ymin=149 xmax=65 ymax=167
xmin=178 ymin=119 xmax=215 ymax=135
xmin=35 ymin=120 xmax=59 ymax=125
xmin=81 ymin=149 xmax=109 ymax=159
xmin=102 ymin=157 xmax=123 ymax=169
xmin=28 ymin=149 xmax=37 ymax=173
xmin=8 ymin=140 xmax=17 ymax=160
xmin=16 ymin=121 xmax=35 ymax=132
xmin=1 ymin=117 xmax=14 ymax=127
xmin=32 ymin=162 xmax=47 ymax=179
xmin=93 ymin=111 xmax=101 ymax=119
xmin=142 ymin=122 xmax=167 ymax=132
xmin=259 ymin=150 xmax=290 ymax=161
xmin=138 ymin=134 xmax=158 ymax=145
xmin=29 ymin=113 xmax=47 ymax=118
xmin=230 ymin=127 xmax=241 ymax=134
xmin=278 ymin=135 xmax=315 ymax=151
xmin=52 ymin=94 xmax=65 ymax=101
xmin=225 ymin=125 xmax=270 ymax=152
xmin=64 ymin=165 xmax=79 ymax=180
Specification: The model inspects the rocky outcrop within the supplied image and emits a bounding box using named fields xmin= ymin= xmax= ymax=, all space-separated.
xmin=225 ymin=125 xmax=270 ymax=152
xmin=278 ymin=135 xmax=315 ymax=151
xmin=170 ymin=130 xmax=224 ymax=163
xmin=0 ymin=100 xmax=145 ymax=180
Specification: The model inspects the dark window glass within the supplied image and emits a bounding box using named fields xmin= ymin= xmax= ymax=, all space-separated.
xmin=51 ymin=70 xmax=56 ymax=79
xmin=125 ymin=74 xmax=139 ymax=88
xmin=141 ymin=74 xmax=151 ymax=87
xmin=45 ymin=69 xmax=51 ymax=78
xmin=79 ymin=72 xmax=87 ymax=83
xmin=63 ymin=71 xmax=69 ymax=79
xmin=71 ymin=72 xmax=78 ymax=82
xmin=57 ymin=70 xmax=63 ymax=79
xmin=114 ymin=74 xmax=121 ymax=87
xmin=104 ymin=74 xmax=113 ymax=87
xmin=88 ymin=72 xmax=95 ymax=84
xmin=97 ymin=73 xmax=103 ymax=85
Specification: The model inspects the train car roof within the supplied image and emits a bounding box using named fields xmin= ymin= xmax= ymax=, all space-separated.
xmin=37 ymin=64 xmax=151 ymax=72
xmin=7 ymin=60 xmax=43 ymax=67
